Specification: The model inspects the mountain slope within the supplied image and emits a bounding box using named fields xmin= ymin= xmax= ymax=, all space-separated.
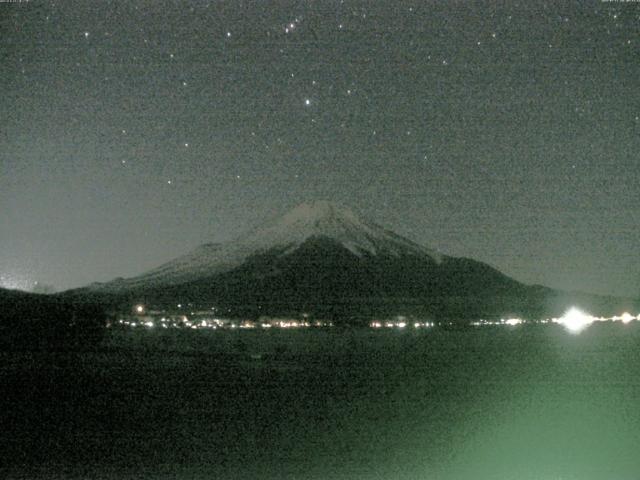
xmin=89 ymin=201 xmax=443 ymax=291
xmin=70 ymin=201 xmax=636 ymax=321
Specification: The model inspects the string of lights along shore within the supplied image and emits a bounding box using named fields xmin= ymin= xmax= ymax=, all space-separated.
xmin=2 ymin=1 xmax=639 ymax=298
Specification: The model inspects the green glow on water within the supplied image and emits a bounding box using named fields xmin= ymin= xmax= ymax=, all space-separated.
xmin=3 ymin=324 xmax=640 ymax=479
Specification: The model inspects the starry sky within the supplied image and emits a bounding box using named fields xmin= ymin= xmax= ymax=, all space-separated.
xmin=1 ymin=0 xmax=639 ymax=297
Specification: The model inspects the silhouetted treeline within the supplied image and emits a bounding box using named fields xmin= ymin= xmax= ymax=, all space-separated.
xmin=0 ymin=288 xmax=106 ymax=351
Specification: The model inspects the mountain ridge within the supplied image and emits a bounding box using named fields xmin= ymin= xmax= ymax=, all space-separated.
xmin=68 ymin=201 xmax=637 ymax=321
xmin=88 ymin=201 xmax=444 ymax=292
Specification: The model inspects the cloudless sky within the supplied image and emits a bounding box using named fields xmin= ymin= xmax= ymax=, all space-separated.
xmin=1 ymin=0 xmax=639 ymax=297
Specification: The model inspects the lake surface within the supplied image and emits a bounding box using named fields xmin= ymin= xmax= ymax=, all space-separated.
xmin=2 ymin=324 xmax=640 ymax=479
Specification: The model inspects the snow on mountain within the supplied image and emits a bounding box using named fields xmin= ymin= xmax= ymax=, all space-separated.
xmin=90 ymin=201 xmax=443 ymax=291
xmin=243 ymin=201 xmax=441 ymax=259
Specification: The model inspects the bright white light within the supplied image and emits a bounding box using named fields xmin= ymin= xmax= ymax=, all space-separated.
xmin=620 ymin=312 xmax=634 ymax=324
xmin=397 ymin=322 xmax=406 ymax=328
xmin=135 ymin=305 xmax=144 ymax=314
xmin=560 ymin=307 xmax=592 ymax=333
xmin=504 ymin=318 xmax=522 ymax=326
xmin=304 ymin=99 xmax=311 ymax=106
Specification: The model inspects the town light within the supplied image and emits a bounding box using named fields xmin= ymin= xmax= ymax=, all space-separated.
xmin=559 ymin=307 xmax=592 ymax=334
xmin=620 ymin=312 xmax=634 ymax=324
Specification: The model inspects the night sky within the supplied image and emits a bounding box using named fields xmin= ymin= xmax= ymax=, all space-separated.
xmin=1 ymin=0 xmax=639 ymax=297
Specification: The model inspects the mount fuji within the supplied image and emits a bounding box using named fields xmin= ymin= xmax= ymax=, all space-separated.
xmin=69 ymin=201 xmax=633 ymax=321
xmin=90 ymin=201 xmax=444 ymax=291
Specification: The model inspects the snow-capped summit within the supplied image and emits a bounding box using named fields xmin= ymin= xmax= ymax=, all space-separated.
xmin=243 ymin=200 xmax=442 ymax=259
xmin=90 ymin=201 xmax=442 ymax=291
xmin=71 ymin=202 xmax=631 ymax=322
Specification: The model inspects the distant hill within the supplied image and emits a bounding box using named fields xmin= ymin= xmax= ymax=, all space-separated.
xmin=0 ymin=287 xmax=105 ymax=350
xmin=63 ymin=201 xmax=638 ymax=322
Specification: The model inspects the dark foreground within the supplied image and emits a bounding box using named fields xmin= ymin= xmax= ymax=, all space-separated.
xmin=2 ymin=324 xmax=640 ymax=480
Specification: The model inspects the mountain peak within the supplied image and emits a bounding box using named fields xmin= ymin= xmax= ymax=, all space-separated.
xmin=254 ymin=201 xmax=365 ymax=242
xmin=244 ymin=201 xmax=440 ymax=260
xmin=89 ymin=202 xmax=443 ymax=291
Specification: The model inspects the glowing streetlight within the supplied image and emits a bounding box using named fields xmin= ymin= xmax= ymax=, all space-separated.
xmin=560 ymin=307 xmax=592 ymax=334
xmin=620 ymin=312 xmax=634 ymax=324
xmin=504 ymin=318 xmax=522 ymax=326
xmin=135 ymin=304 xmax=145 ymax=314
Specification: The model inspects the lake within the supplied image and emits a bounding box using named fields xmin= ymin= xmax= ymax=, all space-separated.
xmin=1 ymin=323 xmax=639 ymax=479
